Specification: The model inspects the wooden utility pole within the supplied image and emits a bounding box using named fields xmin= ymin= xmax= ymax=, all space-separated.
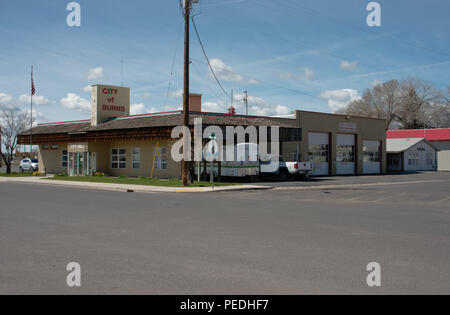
xmin=182 ymin=0 xmax=191 ymax=186
xmin=30 ymin=65 xmax=34 ymax=156
xmin=244 ymin=91 xmax=249 ymax=116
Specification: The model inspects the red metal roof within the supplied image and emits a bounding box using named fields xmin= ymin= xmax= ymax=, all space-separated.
xmin=387 ymin=129 xmax=450 ymax=141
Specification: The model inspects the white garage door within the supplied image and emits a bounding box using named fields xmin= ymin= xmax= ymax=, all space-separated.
xmin=363 ymin=140 xmax=381 ymax=174
xmin=337 ymin=134 xmax=356 ymax=175
xmin=308 ymin=132 xmax=329 ymax=176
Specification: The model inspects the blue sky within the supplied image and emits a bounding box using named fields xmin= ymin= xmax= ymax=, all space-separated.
xmin=0 ymin=0 xmax=449 ymax=123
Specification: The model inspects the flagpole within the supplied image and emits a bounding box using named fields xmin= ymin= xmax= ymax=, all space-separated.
xmin=30 ymin=65 xmax=33 ymax=156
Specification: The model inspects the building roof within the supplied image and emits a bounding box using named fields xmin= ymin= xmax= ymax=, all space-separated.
xmin=21 ymin=111 xmax=299 ymax=136
xmin=387 ymin=129 xmax=450 ymax=142
xmin=387 ymin=138 xmax=438 ymax=153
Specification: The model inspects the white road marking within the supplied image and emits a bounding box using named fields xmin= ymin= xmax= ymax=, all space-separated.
xmin=276 ymin=179 xmax=450 ymax=191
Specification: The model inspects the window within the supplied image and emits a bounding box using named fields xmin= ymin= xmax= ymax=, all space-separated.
xmin=42 ymin=144 xmax=50 ymax=150
xmin=308 ymin=144 xmax=329 ymax=163
xmin=154 ymin=147 xmax=168 ymax=170
xmin=111 ymin=148 xmax=126 ymax=169
xmin=132 ymin=148 xmax=141 ymax=169
xmin=363 ymin=145 xmax=380 ymax=163
xmin=408 ymin=152 xmax=419 ymax=166
xmin=51 ymin=144 xmax=59 ymax=150
xmin=62 ymin=150 xmax=68 ymax=168
xmin=337 ymin=145 xmax=355 ymax=163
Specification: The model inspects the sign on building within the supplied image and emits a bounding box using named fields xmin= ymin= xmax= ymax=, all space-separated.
xmin=91 ymin=85 xmax=130 ymax=126
xmin=339 ymin=122 xmax=357 ymax=133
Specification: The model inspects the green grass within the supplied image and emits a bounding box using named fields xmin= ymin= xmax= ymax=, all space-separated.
xmin=46 ymin=175 xmax=238 ymax=188
xmin=0 ymin=172 xmax=33 ymax=177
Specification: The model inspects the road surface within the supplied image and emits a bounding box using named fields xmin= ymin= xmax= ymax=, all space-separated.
xmin=0 ymin=172 xmax=449 ymax=294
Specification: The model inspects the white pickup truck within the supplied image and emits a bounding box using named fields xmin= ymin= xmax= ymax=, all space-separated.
xmin=260 ymin=155 xmax=313 ymax=180
xmin=196 ymin=143 xmax=313 ymax=181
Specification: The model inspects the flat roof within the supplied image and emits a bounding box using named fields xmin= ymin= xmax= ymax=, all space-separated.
xmin=296 ymin=110 xmax=387 ymax=121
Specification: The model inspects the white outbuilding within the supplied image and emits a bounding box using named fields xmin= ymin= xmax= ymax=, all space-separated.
xmin=387 ymin=138 xmax=439 ymax=172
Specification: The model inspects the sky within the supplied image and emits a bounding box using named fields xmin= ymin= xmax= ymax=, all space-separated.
xmin=0 ymin=0 xmax=449 ymax=124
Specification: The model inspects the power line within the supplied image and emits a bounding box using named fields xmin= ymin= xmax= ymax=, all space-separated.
xmin=164 ymin=22 xmax=183 ymax=108
xmin=191 ymin=16 xmax=232 ymax=99
xmin=190 ymin=57 xmax=323 ymax=101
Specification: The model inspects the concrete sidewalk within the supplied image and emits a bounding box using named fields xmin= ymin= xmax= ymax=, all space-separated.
xmin=0 ymin=176 xmax=272 ymax=193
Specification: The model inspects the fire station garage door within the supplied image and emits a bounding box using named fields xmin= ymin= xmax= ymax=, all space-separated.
xmin=337 ymin=134 xmax=356 ymax=175
xmin=363 ymin=140 xmax=381 ymax=174
xmin=308 ymin=132 xmax=330 ymax=176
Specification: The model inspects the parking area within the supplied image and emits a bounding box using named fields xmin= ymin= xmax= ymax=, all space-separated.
xmin=254 ymin=171 xmax=450 ymax=188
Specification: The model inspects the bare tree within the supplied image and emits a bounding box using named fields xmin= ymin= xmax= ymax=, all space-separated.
xmin=0 ymin=109 xmax=31 ymax=174
xmin=343 ymin=80 xmax=400 ymax=130
xmin=426 ymin=102 xmax=450 ymax=128
xmin=338 ymin=78 xmax=448 ymax=130
xmin=397 ymin=78 xmax=441 ymax=129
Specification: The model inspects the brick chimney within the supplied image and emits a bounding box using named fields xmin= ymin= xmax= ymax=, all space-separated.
xmin=185 ymin=93 xmax=202 ymax=112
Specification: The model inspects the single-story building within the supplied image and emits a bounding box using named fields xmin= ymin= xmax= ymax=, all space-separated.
xmin=18 ymin=84 xmax=387 ymax=178
xmin=387 ymin=129 xmax=450 ymax=171
xmin=387 ymin=138 xmax=439 ymax=172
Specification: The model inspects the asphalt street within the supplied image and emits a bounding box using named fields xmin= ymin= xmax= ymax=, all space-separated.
xmin=0 ymin=172 xmax=449 ymax=294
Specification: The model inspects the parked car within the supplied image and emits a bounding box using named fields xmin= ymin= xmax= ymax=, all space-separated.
xmin=260 ymin=155 xmax=313 ymax=180
xmin=19 ymin=158 xmax=39 ymax=173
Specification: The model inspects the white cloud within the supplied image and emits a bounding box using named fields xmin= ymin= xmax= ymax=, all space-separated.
xmin=61 ymin=93 xmax=91 ymax=113
xmin=130 ymin=103 xmax=158 ymax=115
xmin=370 ymin=79 xmax=382 ymax=87
xmin=26 ymin=109 xmax=45 ymax=127
xmin=202 ymin=102 xmax=224 ymax=113
xmin=209 ymin=58 xmax=258 ymax=85
xmin=0 ymin=93 xmax=13 ymax=105
xmin=164 ymin=104 xmax=182 ymax=112
xmin=87 ymin=67 xmax=104 ymax=80
xmin=199 ymin=94 xmax=293 ymax=117
xmin=168 ymin=89 xmax=183 ymax=99
xmin=320 ymin=89 xmax=361 ymax=112
xmin=210 ymin=58 xmax=244 ymax=82
xmin=279 ymin=67 xmax=315 ymax=81
xmin=82 ymin=85 xmax=92 ymax=93
xmin=1 ymin=92 xmax=53 ymax=111
xmin=18 ymin=94 xmax=52 ymax=106
xmin=340 ymin=60 xmax=359 ymax=71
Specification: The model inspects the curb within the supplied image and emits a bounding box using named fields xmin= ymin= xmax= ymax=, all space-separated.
xmin=0 ymin=177 xmax=274 ymax=194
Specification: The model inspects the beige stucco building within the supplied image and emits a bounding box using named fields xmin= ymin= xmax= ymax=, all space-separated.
xmin=19 ymin=86 xmax=387 ymax=178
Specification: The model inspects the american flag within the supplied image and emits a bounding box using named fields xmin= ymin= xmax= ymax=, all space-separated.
xmin=31 ymin=67 xmax=35 ymax=96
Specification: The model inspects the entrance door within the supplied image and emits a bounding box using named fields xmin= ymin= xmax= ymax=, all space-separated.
xmin=363 ymin=140 xmax=381 ymax=174
xmin=308 ymin=132 xmax=330 ymax=176
xmin=89 ymin=152 xmax=97 ymax=175
xmin=68 ymin=152 xmax=88 ymax=176
xmin=337 ymin=134 xmax=356 ymax=175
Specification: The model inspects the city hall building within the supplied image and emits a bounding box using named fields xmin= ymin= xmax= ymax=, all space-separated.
xmin=19 ymin=85 xmax=387 ymax=178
